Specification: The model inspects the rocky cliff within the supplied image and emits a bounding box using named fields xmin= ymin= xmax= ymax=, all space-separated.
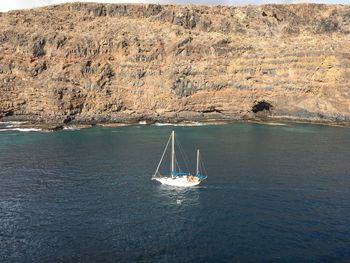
xmin=0 ymin=3 xmax=349 ymax=125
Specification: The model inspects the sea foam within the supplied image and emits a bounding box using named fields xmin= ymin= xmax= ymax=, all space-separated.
xmin=154 ymin=122 xmax=207 ymax=127
xmin=0 ymin=128 xmax=43 ymax=132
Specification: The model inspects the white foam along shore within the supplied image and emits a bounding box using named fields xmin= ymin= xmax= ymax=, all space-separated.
xmin=63 ymin=126 xmax=81 ymax=131
xmin=0 ymin=128 xmax=43 ymax=132
xmin=0 ymin=121 xmax=28 ymax=128
xmin=153 ymin=122 xmax=213 ymax=127
xmin=263 ymin=122 xmax=287 ymax=126
xmin=0 ymin=121 xmax=44 ymax=132
xmin=0 ymin=121 xmax=28 ymax=125
xmin=138 ymin=120 xmax=204 ymax=126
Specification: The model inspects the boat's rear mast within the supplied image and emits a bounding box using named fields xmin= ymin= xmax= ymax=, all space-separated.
xmin=171 ymin=130 xmax=175 ymax=178
xmin=196 ymin=149 xmax=199 ymax=176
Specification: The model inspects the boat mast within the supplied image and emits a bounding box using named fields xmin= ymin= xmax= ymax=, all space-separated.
xmin=171 ymin=130 xmax=175 ymax=177
xmin=196 ymin=149 xmax=199 ymax=176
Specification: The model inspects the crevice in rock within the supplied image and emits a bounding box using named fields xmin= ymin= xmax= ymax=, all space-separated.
xmin=272 ymin=12 xmax=283 ymax=22
xmin=202 ymin=107 xmax=222 ymax=114
xmin=0 ymin=109 xmax=14 ymax=118
xmin=252 ymin=101 xmax=273 ymax=113
xmin=63 ymin=115 xmax=74 ymax=124
xmin=5 ymin=109 xmax=14 ymax=117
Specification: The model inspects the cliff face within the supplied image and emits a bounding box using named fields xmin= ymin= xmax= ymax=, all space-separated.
xmin=0 ymin=3 xmax=349 ymax=124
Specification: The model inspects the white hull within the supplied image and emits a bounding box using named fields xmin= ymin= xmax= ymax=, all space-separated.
xmin=153 ymin=177 xmax=201 ymax=187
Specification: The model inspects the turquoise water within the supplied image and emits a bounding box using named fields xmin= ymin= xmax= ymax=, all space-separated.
xmin=0 ymin=123 xmax=350 ymax=262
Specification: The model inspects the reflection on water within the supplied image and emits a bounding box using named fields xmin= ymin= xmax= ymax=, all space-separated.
xmin=154 ymin=185 xmax=200 ymax=207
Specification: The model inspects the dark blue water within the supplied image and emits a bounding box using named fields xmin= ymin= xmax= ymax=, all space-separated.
xmin=0 ymin=123 xmax=350 ymax=262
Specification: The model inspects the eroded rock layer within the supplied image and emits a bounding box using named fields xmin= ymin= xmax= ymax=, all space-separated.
xmin=0 ymin=3 xmax=349 ymax=124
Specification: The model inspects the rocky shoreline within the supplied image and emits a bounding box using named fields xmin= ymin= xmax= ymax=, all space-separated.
xmin=1 ymin=113 xmax=349 ymax=132
xmin=1 ymin=3 xmax=349 ymax=126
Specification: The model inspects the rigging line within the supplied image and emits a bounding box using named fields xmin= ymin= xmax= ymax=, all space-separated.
xmin=175 ymin=138 xmax=191 ymax=172
xmin=200 ymin=154 xmax=208 ymax=176
xmin=153 ymin=134 xmax=171 ymax=178
xmin=175 ymin=158 xmax=182 ymax=172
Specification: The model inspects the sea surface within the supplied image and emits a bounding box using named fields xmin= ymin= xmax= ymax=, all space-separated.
xmin=0 ymin=123 xmax=350 ymax=262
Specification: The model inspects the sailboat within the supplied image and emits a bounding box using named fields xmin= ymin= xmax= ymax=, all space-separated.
xmin=152 ymin=131 xmax=207 ymax=187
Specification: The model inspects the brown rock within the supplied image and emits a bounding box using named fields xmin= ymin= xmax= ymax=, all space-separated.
xmin=0 ymin=3 xmax=349 ymax=125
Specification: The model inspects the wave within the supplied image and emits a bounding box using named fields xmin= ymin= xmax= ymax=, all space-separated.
xmin=154 ymin=122 xmax=209 ymax=127
xmin=63 ymin=127 xmax=81 ymax=131
xmin=0 ymin=121 xmax=28 ymax=125
xmin=264 ymin=122 xmax=287 ymax=126
xmin=0 ymin=128 xmax=43 ymax=132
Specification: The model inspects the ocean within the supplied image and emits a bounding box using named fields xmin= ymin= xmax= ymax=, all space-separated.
xmin=0 ymin=123 xmax=349 ymax=262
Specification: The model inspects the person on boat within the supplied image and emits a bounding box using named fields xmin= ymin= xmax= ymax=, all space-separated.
xmin=187 ymin=175 xmax=198 ymax=182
